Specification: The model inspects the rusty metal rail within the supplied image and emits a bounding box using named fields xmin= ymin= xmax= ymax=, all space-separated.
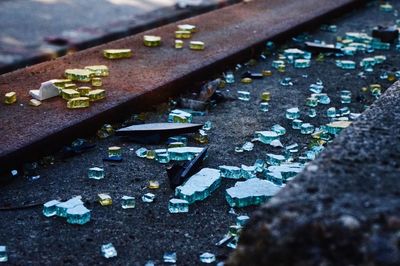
xmin=0 ymin=0 xmax=362 ymax=171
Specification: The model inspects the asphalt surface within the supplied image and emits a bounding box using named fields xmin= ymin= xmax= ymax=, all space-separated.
xmin=0 ymin=0 xmax=398 ymax=265
xmin=0 ymin=0 xmax=237 ymax=73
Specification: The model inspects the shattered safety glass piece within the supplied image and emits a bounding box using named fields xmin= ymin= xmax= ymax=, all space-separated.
xmin=97 ymin=124 xmax=114 ymax=139
xmin=175 ymin=40 xmax=184 ymax=49
xmin=175 ymin=168 xmax=221 ymax=204
xmin=255 ymin=131 xmax=279 ymax=144
xmin=189 ymin=41 xmax=205 ymax=50
xmin=327 ymin=107 xmax=337 ymax=118
xmin=339 ymin=107 xmax=350 ymax=116
xmin=224 ymin=71 xmax=235 ymax=84
xmin=242 ymin=142 xmax=254 ymax=151
xmin=168 ymin=198 xmax=189 ymax=213
xmin=108 ymin=146 xmax=122 ymax=160
xmin=121 ymin=196 xmax=135 ymax=209
xmin=56 ymin=196 xmax=83 ymax=217
xmin=178 ymin=24 xmax=197 ymax=32
xmin=168 ymin=147 xmax=204 ymax=161
xmin=0 ymin=246 xmax=7 ymax=262
xmin=241 ymin=165 xmax=257 ymax=179
xmin=225 ymin=178 xmax=282 ymax=207
xmin=98 ymin=194 xmax=112 ymax=206
xmin=66 ymin=205 xmax=91 ymax=225
xmin=340 ymin=90 xmax=352 ymax=103
xmin=294 ymin=59 xmax=311 ymax=68
xmin=261 ymin=91 xmax=271 ymax=101
xmin=163 ymin=252 xmax=177 ymax=263
xmin=199 ymin=252 xmax=216 ymax=264
xmin=175 ymin=30 xmax=191 ymax=39
xmin=168 ymin=109 xmax=193 ymax=123
xmin=236 ymin=215 xmax=250 ymax=226
xmin=101 ymin=243 xmax=117 ymax=259
xmin=29 ymin=81 xmax=60 ymax=101
xmin=142 ymin=193 xmax=155 ymax=203
xmin=325 ymin=121 xmax=352 ymax=135
xmin=88 ymin=167 xmax=105 ymax=180
xmin=271 ymin=124 xmax=286 ymax=136
xmin=219 ymin=165 xmax=242 ymax=179
xmin=84 ymin=65 xmax=109 ymax=77
xmin=4 ymin=92 xmax=16 ymax=104
xmin=306 ymin=97 xmax=318 ymax=107
xmin=103 ymin=49 xmax=132 ymax=59
xmin=29 ymin=99 xmax=42 ymax=107
xmin=292 ymin=119 xmax=303 ymax=129
xmin=380 ymin=3 xmax=393 ymax=12
xmin=77 ymin=86 xmax=91 ymax=97
xmin=88 ymin=89 xmax=105 ymax=102
xmin=62 ymin=89 xmax=80 ymax=100
xmin=313 ymin=93 xmax=331 ymax=104
xmin=280 ymin=77 xmax=293 ymax=86
xmin=202 ymin=121 xmax=212 ymax=131
xmin=237 ymin=91 xmax=250 ymax=101
xmin=320 ymin=24 xmax=337 ymax=32
xmin=259 ymin=102 xmax=269 ymax=112
xmin=148 ymin=180 xmax=160 ymax=189
xmin=91 ymin=77 xmax=102 ymax=87
xmin=336 ymin=60 xmax=356 ymax=70
xmin=64 ymin=69 xmax=93 ymax=82
xmin=267 ymin=163 xmax=304 ymax=181
xmin=309 ymin=83 xmax=323 ymax=94
xmin=143 ymin=35 xmax=161 ymax=47
xmin=286 ymin=107 xmax=300 ymax=120
xmin=300 ymin=123 xmax=315 ymax=134
xmin=194 ymin=129 xmax=208 ymax=144
xmin=266 ymin=153 xmax=286 ymax=166
xmin=272 ymin=60 xmax=285 ymax=68
xmin=155 ymin=152 xmax=170 ymax=164
xmin=308 ymin=108 xmax=317 ymax=118
xmin=135 ymin=147 xmax=148 ymax=158
xmin=43 ymin=199 xmax=61 ymax=217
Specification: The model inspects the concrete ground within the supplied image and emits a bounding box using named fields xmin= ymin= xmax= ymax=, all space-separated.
xmin=0 ymin=0 xmax=398 ymax=265
xmin=0 ymin=0 xmax=236 ymax=73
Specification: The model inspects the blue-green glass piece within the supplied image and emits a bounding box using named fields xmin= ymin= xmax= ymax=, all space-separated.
xmin=56 ymin=196 xmax=83 ymax=217
xmin=135 ymin=147 xmax=148 ymax=158
xmin=66 ymin=205 xmax=91 ymax=225
xmin=238 ymin=91 xmax=250 ymax=101
xmin=336 ymin=60 xmax=356 ymax=70
xmin=285 ymin=107 xmax=300 ymax=119
xmin=254 ymin=159 xmax=265 ymax=173
xmin=254 ymin=131 xmax=279 ymax=144
xmin=241 ymin=165 xmax=257 ymax=179
xmin=312 ymin=93 xmax=331 ymax=104
xmin=219 ymin=165 xmax=242 ymax=179
xmin=121 ymin=196 xmax=135 ymax=209
xmin=225 ymin=178 xmax=282 ymax=207
xmin=265 ymin=171 xmax=283 ymax=185
xmin=175 ymin=168 xmax=221 ymax=204
xmin=327 ymin=107 xmax=336 ymax=118
xmin=320 ymin=24 xmax=337 ymax=32
xmin=272 ymin=60 xmax=285 ymax=69
xmin=199 ymin=252 xmax=216 ymax=264
xmin=167 ymin=136 xmax=188 ymax=146
xmin=306 ymin=97 xmax=318 ymax=107
xmin=224 ymin=71 xmax=235 ymax=84
xmin=101 ymin=243 xmax=117 ymax=259
xmin=294 ymin=59 xmax=310 ymax=68
xmin=308 ymin=108 xmax=317 ymax=117
xmin=202 ymin=121 xmax=212 ymax=131
xmin=168 ymin=147 xmax=204 ymax=161
xmin=371 ymin=40 xmax=390 ymax=50
xmin=236 ymin=215 xmax=250 ymax=226
xmin=43 ymin=199 xmax=61 ymax=217
xmin=142 ymin=193 xmax=155 ymax=203
xmin=271 ymin=124 xmax=286 ymax=136
xmin=155 ymin=152 xmax=170 ymax=164
xmin=280 ymin=77 xmax=293 ymax=86
xmin=0 ymin=246 xmax=7 ymax=262
xmin=168 ymin=198 xmax=189 ymax=213
xmin=339 ymin=107 xmax=350 ymax=116
xmin=309 ymin=83 xmax=323 ymax=94
xmin=259 ymin=102 xmax=269 ymax=112
xmin=266 ymin=153 xmax=286 ymax=166
xmin=292 ymin=119 xmax=303 ymax=130
xmin=163 ymin=252 xmax=177 ymax=263
xmin=300 ymin=123 xmax=314 ymax=134
xmin=88 ymin=167 xmax=105 ymax=180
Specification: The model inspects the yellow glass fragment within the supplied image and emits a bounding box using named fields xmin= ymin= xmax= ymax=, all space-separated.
xmin=29 ymin=99 xmax=42 ymax=107
xmin=62 ymin=89 xmax=80 ymax=100
xmin=327 ymin=121 xmax=352 ymax=129
xmin=175 ymin=40 xmax=184 ymax=49
xmin=91 ymin=77 xmax=102 ymax=87
xmin=177 ymin=24 xmax=197 ymax=33
xmin=143 ymin=35 xmax=161 ymax=47
xmin=241 ymin=77 xmax=252 ymax=84
xmin=175 ymin=30 xmax=191 ymax=39
xmin=277 ymin=64 xmax=286 ymax=73
xmin=261 ymin=91 xmax=271 ymax=101
xmin=145 ymin=150 xmax=156 ymax=159
xmin=67 ymin=97 xmax=90 ymax=109
xmin=64 ymin=83 xmax=77 ymax=90
xmin=98 ymin=193 xmax=112 ymax=206
xmin=88 ymin=89 xmax=105 ymax=102
xmin=84 ymin=65 xmax=109 ymax=77
xmin=218 ymin=80 xmax=226 ymax=88
xmin=49 ymin=79 xmax=72 ymax=88
xmin=148 ymin=180 xmax=160 ymax=189
xmin=4 ymin=92 xmax=16 ymax=104
xmin=77 ymin=86 xmax=91 ymax=96
xmin=262 ymin=70 xmax=272 ymax=76
xmin=189 ymin=41 xmax=205 ymax=50
xmin=103 ymin=49 xmax=132 ymax=59
xmin=64 ymin=69 xmax=93 ymax=82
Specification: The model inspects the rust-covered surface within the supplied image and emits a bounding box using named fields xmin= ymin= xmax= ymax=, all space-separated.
xmin=0 ymin=0 xmax=360 ymax=169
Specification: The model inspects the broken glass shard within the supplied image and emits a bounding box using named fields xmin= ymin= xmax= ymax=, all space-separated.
xmin=325 ymin=121 xmax=352 ymax=135
xmin=320 ymin=24 xmax=337 ymax=32
xmin=270 ymin=139 xmax=283 ymax=148
xmin=142 ymin=193 xmax=155 ymax=203
xmin=101 ymin=243 xmax=117 ymax=259
xmin=241 ymin=165 xmax=257 ymax=179
xmin=242 ymin=142 xmax=254 ymax=151
xmin=4 ymin=92 xmax=16 ymax=104
xmin=294 ymin=59 xmax=310 ymax=68
xmin=88 ymin=167 xmax=104 ymax=180
xmin=306 ymin=97 xmax=318 ymax=107
xmin=148 ymin=180 xmax=160 ymax=189
xmin=286 ymin=107 xmax=300 ymax=120
xmin=98 ymin=194 xmax=112 ymax=206
xmin=202 ymin=121 xmax=212 ymax=131
xmin=66 ymin=205 xmax=91 ymax=225
xmin=175 ymin=168 xmax=221 ymax=204
xmin=135 ymin=147 xmax=148 ymax=158
xmin=199 ymin=252 xmax=216 ymax=264
xmin=168 ymin=147 xmax=204 ymax=161
xmin=280 ymin=77 xmax=293 ymax=86
xmin=155 ymin=152 xmax=170 ymax=164
xmin=254 ymin=131 xmax=279 ymax=144
xmin=0 ymin=246 xmax=7 ymax=262
xmin=103 ymin=49 xmax=132 ymax=59
xmin=225 ymin=178 xmax=282 ymax=207
xmin=327 ymin=107 xmax=336 ymax=118
xmin=168 ymin=198 xmax=189 ymax=213
xmin=259 ymin=102 xmax=269 ymax=112
xmin=108 ymin=146 xmax=122 ymax=161
xmin=29 ymin=81 xmax=60 ymax=101
xmin=309 ymin=83 xmax=323 ymax=94
xmin=339 ymin=107 xmax=350 ymax=116
xmin=340 ymin=90 xmax=352 ymax=103
xmin=254 ymin=159 xmax=265 ymax=172
xmin=224 ymin=71 xmax=235 ymax=84
xmin=271 ymin=124 xmax=286 ymax=136
xmin=236 ymin=215 xmax=250 ymax=226
xmin=300 ymin=123 xmax=314 ymax=134
xmin=266 ymin=153 xmax=286 ymax=166
xmin=272 ymin=60 xmax=285 ymax=68
xmin=308 ymin=108 xmax=317 ymax=118
xmin=237 ymin=91 xmax=250 ymax=101
xmin=312 ymin=93 xmax=330 ymax=104
xmin=194 ymin=129 xmax=208 ymax=144
xmin=163 ymin=252 xmax=177 ymax=263
xmin=121 ymin=196 xmax=135 ymax=209
xmin=168 ymin=109 xmax=193 ymax=123
xmin=292 ymin=119 xmax=303 ymax=130
xmin=261 ymin=91 xmax=271 ymax=101
xmin=336 ymin=60 xmax=356 ymax=70
xmin=56 ymin=196 xmax=83 ymax=217
xmin=220 ymin=166 xmax=242 ymax=179
xmin=43 ymin=199 xmax=61 ymax=217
